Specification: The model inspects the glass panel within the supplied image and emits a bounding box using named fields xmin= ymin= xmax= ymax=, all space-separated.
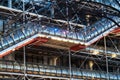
xmin=22 ymin=28 xmax=30 ymax=37
xmin=100 ymin=72 xmax=106 ymax=79
xmin=56 ymin=67 xmax=62 ymax=76
xmin=13 ymin=31 xmax=20 ymax=43
xmin=77 ymin=69 xmax=82 ymax=76
xmin=0 ymin=43 xmax=3 ymax=51
xmin=1 ymin=37 xmax=9 ymax=48
xmin=6 ymin=35 xmax=14 ymax=46
xmin=33 ymin=64 xmax=39 ymax=72
xmin=19 ymin=29 xmax=26 ymax=40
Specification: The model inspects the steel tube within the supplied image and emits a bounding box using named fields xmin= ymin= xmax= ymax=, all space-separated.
xmin=0 ymin=16 xmax=119 ymax=57
xmin=0 ymin=61 xmax=119 ymax=79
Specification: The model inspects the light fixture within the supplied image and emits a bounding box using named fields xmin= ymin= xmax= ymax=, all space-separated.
xmin=111 ymin=54 xmax=117 ymax=58
xmin=89 ymin=61 xmax=94 ymax=70
xmin=54 ymin=28 xmax=58 ymax=32
xmin=38 ymin=33 xmax=84 ymax=44
xmin=68 ymin=39 xmax=74 ymax=43
xmin=92 ymin=50 xmax=99 ymax=55
xmin=51 ymin=36 xmax=62 ymax=41
xmin=12 ymin=48 xmax=15 ymax=51
xmin=63 ymin=31 xmax=66 ymax=34
xmin=66 ymin=30 xmax=69 ymax=34
xmin=42 ymin=25 xmax=45 ymax=28
xmin=62 ymin=38 xmax=68 ymax=42
xmin=73 ymin=40 xmax=80 ymax=44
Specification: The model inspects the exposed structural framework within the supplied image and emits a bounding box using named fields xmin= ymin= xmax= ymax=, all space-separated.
xmin=0 ymin=1 xmax=119 ymax=57
xmin=0 ymin=13 xmax=119 ymax=57
xmin=0 ymin=0 xmax=120 ymax=80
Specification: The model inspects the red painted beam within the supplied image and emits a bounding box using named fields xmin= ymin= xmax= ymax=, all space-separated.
xmin=70 ymin=44 xmax=86 ymax=51
xmin=0 ymin=50 xmax=13 ymax=58
xmin=0 ymin=37 xmax=48 ymax=58
xmin=36 ymin=37 xmax=49 ymax=43
xmin=31 ymin=37 xmax=48 ymax=46
xmin=0 ymin=38 xmax=38 ymax=58
xmin=15 ymin=38 xmax=37 ymax=50
xmin=112 ymin=27 xmax=120 ymax=34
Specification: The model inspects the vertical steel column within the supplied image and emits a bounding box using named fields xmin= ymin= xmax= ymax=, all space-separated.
xmin=51 ymin=1 xmax=54 ymax=18
xmin=69 ymin=50 xmax=71 ymax=80
xmin=104 ymin=37 xmax=109 ymax=80
xmin=22 ymin=0 xmax=26 ymax=80
xmin=66 ymin=0 xmax=71 ymax=79
xmin=8 ymin=0 xmax=12 ymax=8
xmin=23 ymin=46 xmax=26 ymax=80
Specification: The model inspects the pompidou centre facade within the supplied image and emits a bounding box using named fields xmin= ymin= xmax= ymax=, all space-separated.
xmin=0 ymin=0 xmax=120 ymax=80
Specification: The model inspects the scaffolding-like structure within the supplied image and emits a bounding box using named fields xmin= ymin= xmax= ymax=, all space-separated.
xmin=0 ymin=0 xmax=120 ymax=80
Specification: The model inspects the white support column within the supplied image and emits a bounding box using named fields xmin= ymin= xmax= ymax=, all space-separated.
xmin=49 ymin=57 xmax=58 ymax=66
xmin=53 ymin=57 xmax=58 ymax=66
